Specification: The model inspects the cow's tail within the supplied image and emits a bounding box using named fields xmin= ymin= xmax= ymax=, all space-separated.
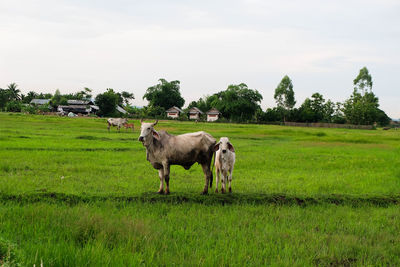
xmin=210 ymin=150 xmax=216 ymax=188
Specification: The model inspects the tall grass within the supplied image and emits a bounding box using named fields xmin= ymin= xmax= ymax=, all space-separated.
xmin=0 ymin=113 xmax=399 ymax=265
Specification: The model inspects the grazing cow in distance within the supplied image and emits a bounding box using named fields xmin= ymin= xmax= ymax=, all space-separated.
xmin=123 ymin=123 xmax=134 ymax=132
xmin=107 ymin=118 xmax=128 ymax=132
xmin=214 ymin=137 xmax=235 ymax=193
xmin=138 ymin=119 xmax=216 ymax=195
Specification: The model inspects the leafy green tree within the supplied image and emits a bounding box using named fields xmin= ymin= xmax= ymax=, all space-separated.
xmin=37 ymin=93 xmax=53 ymax=99
xmin=323 ymin=100 xmax=335 ymax=122
xmin=51 ymin=89 xmax=62 ymax=108
xmin=262 ymin=107 xmax=284 ymax=122
xmin=121 ymin=91 xmax=135 ymax=106
xmin=343 ymin=67 xmax=389 ymax=125
xmin=208 ymin=83 xmax=263 ymax=122
xmin=141 ymin=105 xmax=166 ymax=118
xmin=143 ymin=79 xmax=185 ymax=110
xmin=353 ymin=67 xmax=373 ymax=94
xmin=298 ymin=98 xmax=314 ymax=122
xmin=95 ymin=89 xmax=120 ymax=117
xmin=332 ymin=102 xmax=346 ymax=124
xmin=0 ymin=89 xmax=10 ymax=110
xmin=310 ymin=93 xmax=325 ymax=121
xmin=298 ymin=93 xmax=338 ymax=123
xmin=75 ymin=87 xmax=92 ymax=100
xmin=274 ymin=75 xmax=296 ymax=121
xmin=187 ymin=97 xmax=210 ymax=112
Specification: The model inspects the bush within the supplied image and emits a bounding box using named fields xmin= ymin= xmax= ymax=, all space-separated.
xmin=37 ymin=103 xmax=51 ymax=113
xmin=21 ymin=105 xmax=37 ymax=114
xmin=5 ymin=101 xmax=22 ymax=112
xmin=178 ymin=112 xmax=188 ymax=121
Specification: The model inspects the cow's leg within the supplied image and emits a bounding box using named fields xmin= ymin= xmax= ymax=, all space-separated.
xmin=163 ymin=164 xmax=170 ymax=195
xmin=215 ymin=167 xmax=220 ymax=193
xmin=228 ymin=168 xmax=233 ymax=193
xmin=157 ymin=169 xmax=164 ymax=194
xmin=201 ymin=163 xmax=212 ymax=195
xmin=107 ymin=123 xmax=110 ymax=132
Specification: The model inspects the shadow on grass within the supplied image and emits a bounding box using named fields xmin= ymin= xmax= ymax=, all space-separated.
xmin=1 ymin=147 xmax=137 ymax=152
xmin=1 ymin=191 xmax=399 ymax=207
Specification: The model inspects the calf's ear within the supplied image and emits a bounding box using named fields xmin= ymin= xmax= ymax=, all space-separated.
xmin=152 ymin=130 xmax=160 ymax=140
xmin=214 ymin=143 xmax=220 ymax=152
xmin=228 ymin=142 xmax=235 ymax=153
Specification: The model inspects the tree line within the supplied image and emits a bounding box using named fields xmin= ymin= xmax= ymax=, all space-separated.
xmin=0 ymin=67 xmax=391 ymax=126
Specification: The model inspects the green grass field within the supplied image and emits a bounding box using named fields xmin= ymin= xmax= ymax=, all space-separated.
xmin=0 ymin=113 xmax=399 ymax=266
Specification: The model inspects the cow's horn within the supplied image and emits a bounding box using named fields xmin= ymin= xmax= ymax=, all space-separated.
xmin=153 ymin=119 xmax=158 ymax=126
xmin=140 ymin=118 xmax=144 ymax=123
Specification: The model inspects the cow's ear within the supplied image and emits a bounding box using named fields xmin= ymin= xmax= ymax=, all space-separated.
xmin=228 ymin=142 xmax=235 ymax=153
xmin=152 ymin=130 xmax=160 ymax=140
xmin=214 ymin=143 xmax=220 ymax=152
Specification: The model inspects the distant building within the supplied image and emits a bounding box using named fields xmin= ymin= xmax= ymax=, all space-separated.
xmin=57 ymin=99 xmax=98 ymax=115
xmin=206 ymin=108 xmax=220 ymax=122
xmin=188 ymin=107 xmax=203 ymax=120
xmin=30 ymin=99 xmax=51 ymax=105
xmin=166 ymin=106 xmax=184 ymax=118
xmin=116 ymin=105 xmax=127 ymax=114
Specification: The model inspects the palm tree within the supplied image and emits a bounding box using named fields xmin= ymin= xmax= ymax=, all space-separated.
xmin=24 ymin=91 xmax=38 ymax=103
xmin=7 ymin=83 xmax=21 ymax=101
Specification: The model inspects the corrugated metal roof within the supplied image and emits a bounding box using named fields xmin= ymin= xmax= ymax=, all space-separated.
xmin=67 ymin=100 xmax=93 ymax=105
xmin=166 ymin=106 xmax=184 ymax=113
xmin=189 ymin=107 xmax=203 ymax=114
xmin=30 ymin=99 xmax=50 ymax=105
xmin=206 ymin=108 xmax=220 ymax=115
xmin=117 ymin=106 xmax=127 ymax=114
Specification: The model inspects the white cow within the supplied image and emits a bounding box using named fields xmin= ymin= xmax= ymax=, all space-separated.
xmin=214 ymin=137 xmax=235 ymax=193
xmin=107 ymin=118 xmax=128 ymax=132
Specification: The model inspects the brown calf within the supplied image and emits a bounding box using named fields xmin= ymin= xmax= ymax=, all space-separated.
xmin=123 ymin=123 xmax=134 ymax=132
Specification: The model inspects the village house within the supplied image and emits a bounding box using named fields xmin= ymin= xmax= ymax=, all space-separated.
xmin=188 ymin=107 xmax=203 ymax=120
xmin=57 ymin=99 xmax=98 ymax=115
xmin=166 ymin=106 xmax=184 ymax=119
xmin=206 ymin=108 xmax=220 ymax=122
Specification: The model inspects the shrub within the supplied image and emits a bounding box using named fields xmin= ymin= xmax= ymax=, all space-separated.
xmin=21 ymin=105 xmax=37 ymax=114
xmin=5 ymin=101 xmax=22 ymax=112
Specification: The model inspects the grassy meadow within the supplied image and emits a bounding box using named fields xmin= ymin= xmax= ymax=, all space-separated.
xmin=0 ymin=113 xmax=400 ymax=266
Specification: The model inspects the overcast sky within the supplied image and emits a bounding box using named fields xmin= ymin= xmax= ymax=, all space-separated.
xmin=1 ymin=0 xmax=399 ymax=118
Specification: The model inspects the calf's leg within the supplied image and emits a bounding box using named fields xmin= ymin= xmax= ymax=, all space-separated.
xmin=221 ymin=173 xmax=226 ymax=193
xmin=228 ymin=168 xmax=233 ymax=193
xmin=215 ymin=168 xmax=220 ymax=193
